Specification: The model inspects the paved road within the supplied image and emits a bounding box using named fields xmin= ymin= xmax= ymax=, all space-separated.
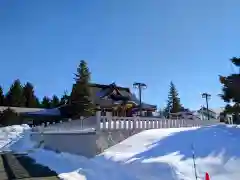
xmin=0 ymin=153 xmax=59 ymax=180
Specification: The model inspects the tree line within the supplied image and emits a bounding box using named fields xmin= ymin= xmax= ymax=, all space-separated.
xmin=0 ymin=60 xmax=93 ymax=126
xmin=161 ymin=57 xmax=240 ymax=122
xmin=1 ymin=57 xmax=238 ymax=125
xmin=0 ymin=60 xmax=93 ymax=112
xmin=0 ymin=81 xmax=69 ymax=109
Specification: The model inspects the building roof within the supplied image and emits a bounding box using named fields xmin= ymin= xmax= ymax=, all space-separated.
xmin=210 ymin=107 xmax=225 ymax=115
xmin=197 ymin=107 xmax=217 ymax=114
xmin=129 ymin=93 xmax=156 ymax=109
xmin=23 ymin=108 xmax=61 ymax=116
xmin=0 ymin=106 xmax=44 ymax=113
xmin=71 ymin=83 xmax=156 ymax=109
xmin=196 ymin=107 xmax=225 ymax=115
xmin=88 ymin=83 xmax=130 ymax=107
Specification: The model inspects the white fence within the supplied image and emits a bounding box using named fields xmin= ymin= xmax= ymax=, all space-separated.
xmin=99 ymin=116 xmax=219 ymax=130
xmin=32 ymin=112 xmax=220 ymax=133
xmin=32 ymin=116 xmax=96 ymax=133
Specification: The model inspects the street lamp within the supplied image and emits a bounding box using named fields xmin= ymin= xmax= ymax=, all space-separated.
xmin=133 ymin=82 xmax=147 ymax=116
xmin=201 ymin=93 xmax=211 ymax=120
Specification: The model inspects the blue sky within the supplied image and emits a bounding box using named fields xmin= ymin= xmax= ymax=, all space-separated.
xmin=0 ymin=0 xmax=240 ymax=110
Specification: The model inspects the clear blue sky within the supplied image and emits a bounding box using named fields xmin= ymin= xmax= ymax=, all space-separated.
xmin=0 ymin=0 xmax=240 ymax=110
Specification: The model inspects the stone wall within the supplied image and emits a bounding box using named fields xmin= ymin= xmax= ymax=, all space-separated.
xmin=30 ymin=129 xmax=143 ymax=157
xmin=31 ymin=131 xmax=97 ymax=158
xmin=96 ymin=129 xmax=142 ymax=154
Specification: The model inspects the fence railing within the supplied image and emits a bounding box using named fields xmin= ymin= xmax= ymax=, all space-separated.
xmin=32 ymin=112 xmax=220 ymax=133
xmin=32 ymin=116 xmax=96 ymax=133
xmin=99 ymin=116 xmax=219 ymax=130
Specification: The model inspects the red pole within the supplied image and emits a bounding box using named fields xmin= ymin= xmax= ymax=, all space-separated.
xmin=205 ymin=172 xmax=210 ymax=180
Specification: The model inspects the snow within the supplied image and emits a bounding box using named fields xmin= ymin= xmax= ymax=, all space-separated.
xmin=1 ymin=124 xmax=240 ymax=180
xmin=0 ymin=124 xmax=30 ymax=151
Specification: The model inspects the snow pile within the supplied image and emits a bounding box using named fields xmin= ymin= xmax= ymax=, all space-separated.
xmin=101 ymin=125 xmax=240 ymax=180
xmin=2 ymin=124 xmax=240 ymax=180
xmin=32 ymin=125 xmax=240 ymax=180
xmin=0 ymin=124 xmax=30 ymax=151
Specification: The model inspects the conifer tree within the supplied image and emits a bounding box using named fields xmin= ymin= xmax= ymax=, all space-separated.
xmin=219 ymin=57 xmax=240 ymax=123
xmin=51 ymin=95 xmax=60 ymax=108
xmin=35 ymin=97 xmax=41 ymax=108
xmin=164 ymin=82 xmax=183 ymax=117
xmin=41 ymin=96 xmax=51 ymax=109
xmin=69 ymin=60 xmax=93 ymax=118
xmin=0 ymin=86 xmax=4 ymax=106
xmin=5 ymin=79 xmax=25 ymax=107
xmin=0 ymin=108 xmax=20 ymax=126
xmin=23 ymin=82 xmax=38 ymax=108
xmin=59 ymin=91 xmax=69 ymax=106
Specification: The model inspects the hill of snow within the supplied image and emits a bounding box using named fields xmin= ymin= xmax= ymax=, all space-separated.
xmin=0 ymin=124 xmax=30 ymax=151
xmin=101 ymin=125 xmax=240 ymax=180
xmin=1 ymin=124 xmax=240 ymax=180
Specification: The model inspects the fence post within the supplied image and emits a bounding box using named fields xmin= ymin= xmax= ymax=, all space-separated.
xmin=80 ymin=116 xmax=84 ymax=129
xmin=96 ymin=106 xmax=101 ymax=132
xmin=106 ymin=112 xmax=112 ymax=130
xmin=133 ymin=115 xmax=137 ymax=130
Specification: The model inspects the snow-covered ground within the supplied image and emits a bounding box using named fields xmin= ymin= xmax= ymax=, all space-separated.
xmin=1 ymin=124 xmax=240 ymax=180
xmin=0 ymin=124 xmax=30 ymax=151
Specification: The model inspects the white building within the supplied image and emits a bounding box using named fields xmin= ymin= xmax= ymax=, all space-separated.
xmin=169 ymin=111 xmax=201 ymax=120
xmin=192 ymin=107 xmax=225 ymax=121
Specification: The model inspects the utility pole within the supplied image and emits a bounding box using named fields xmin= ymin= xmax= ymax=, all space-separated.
xmin=202 ymin=93 xmax=211 ymax=120
xmin=133 ymin=82 xmax=147 ymax=116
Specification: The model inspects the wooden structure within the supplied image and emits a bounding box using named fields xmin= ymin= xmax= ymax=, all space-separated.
xmin=89 ymin=83 xmax=156 ymax=117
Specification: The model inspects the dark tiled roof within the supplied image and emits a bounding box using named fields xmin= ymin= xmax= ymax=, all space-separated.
xmin=89 ymin=83 xmax=131 ymax=107
xmin=71 ymin=83 xmax=156 ymax=109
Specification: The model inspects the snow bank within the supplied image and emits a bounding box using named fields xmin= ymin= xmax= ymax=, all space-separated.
xmin=2 ymin=124 xmax=240 ymax=180
xmin=0 ymin=124 xmax=30 ymax=151
xmin=101 ymin=125 xmax=240 ymax=180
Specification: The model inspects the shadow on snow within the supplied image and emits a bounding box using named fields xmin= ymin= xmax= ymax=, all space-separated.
xmin=127 ymin=125 xmax=240 ymax=164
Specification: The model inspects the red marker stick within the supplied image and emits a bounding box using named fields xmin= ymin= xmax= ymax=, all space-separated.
xmin=205 ymin=172 xmax=210 ymax=180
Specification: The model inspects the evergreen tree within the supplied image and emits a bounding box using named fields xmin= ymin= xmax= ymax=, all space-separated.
xmin=219 ymin=57 xmax=240 ymax=123
xmin=0 ymin=86 xmax=4 ymax=106
xmin=41 ymin=96 xmax=51 ymax=109
xmin=5 ymin=79 xmax=25 ymax=107
xmin=23 ymin=82 xmax=38 ymax=108
xmin=35 ymin=97 xmax=41 ymax=108
xmin=0 ymin=108 xmax=20 ymax=126
xmin=69 ymin=60 xmax=94 ymax=118
xmin=164 ymin=82 xmax=182 ymax=117
xmin=51 ymin=95 xmax=60 ymax=108
xmin=59 ymin=90 xmax=69 ymax=105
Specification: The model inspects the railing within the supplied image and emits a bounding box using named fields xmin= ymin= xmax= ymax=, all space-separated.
xmin=31 ymin=113 xmax=220 ymax=133
xmin=32 ymin=116 xmax=96 ymax=133
xmin=100 ymin=116 xmax=220 ymax=130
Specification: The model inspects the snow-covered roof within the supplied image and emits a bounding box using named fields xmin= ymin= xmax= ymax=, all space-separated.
xmin=23 ymin=108 xmax=61 ymax=116
xmin=0 ymin=106 xmax=44 ymax=113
